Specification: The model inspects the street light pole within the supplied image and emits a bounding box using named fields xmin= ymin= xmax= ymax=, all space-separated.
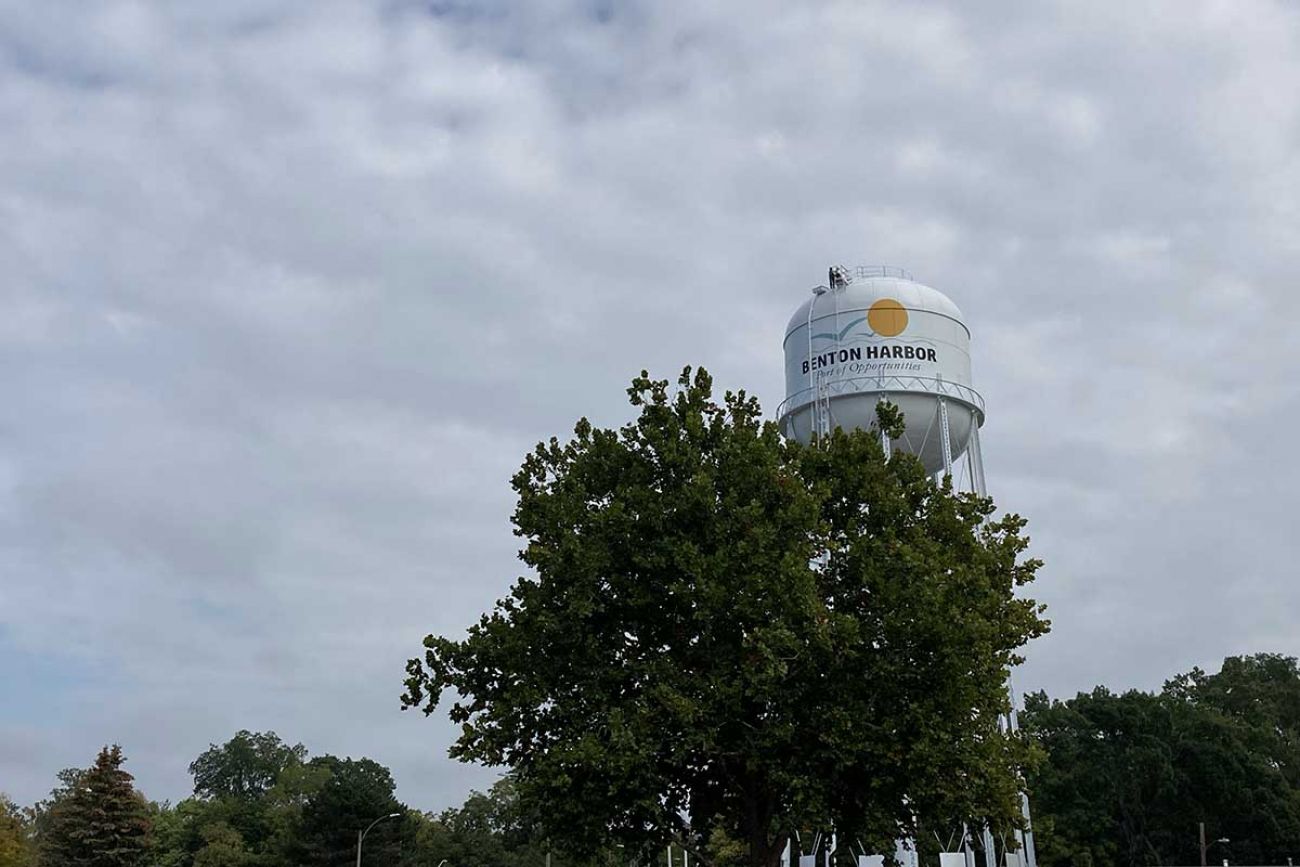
xmin=356 ymin=812 xmax=403 ymax=867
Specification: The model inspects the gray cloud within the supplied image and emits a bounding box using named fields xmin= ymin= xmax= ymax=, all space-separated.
xmin=2 ymin=0 xmax=1299 ymax=810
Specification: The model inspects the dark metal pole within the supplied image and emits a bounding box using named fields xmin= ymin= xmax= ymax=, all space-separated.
xmin=1199 ymin=822 xmax=1207 ymax=867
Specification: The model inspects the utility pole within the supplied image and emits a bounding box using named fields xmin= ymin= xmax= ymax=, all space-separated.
xmin=1200 ymin=822 xmax=1207 ymax=867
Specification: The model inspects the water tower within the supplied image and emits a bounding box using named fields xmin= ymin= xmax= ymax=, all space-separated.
xmin=776 ymin=265 xmax=1035 ymax=867
xmin=777 ymin=265 xmax=986 ymax=489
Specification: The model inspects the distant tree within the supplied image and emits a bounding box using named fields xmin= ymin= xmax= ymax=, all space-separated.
xmin=1166 ymin=653 xmax=1300 ymax=786
xmin=31 ymin=769 xmax=83 ymax=867
xmin=150 ymin=800 xmax=266 ymax=867
xmin=412 ymin=777 xmax=567 ymax=867
xmin=36 ymin=746 xmax=150 ymax=867
xmin=0 ymin=794 xmax=33 ymax=867
xmin=260 ymin=759 xmax=334 ymax=862
xmin=293 ymin=757 xmax=408 ymax=867
xmin=442 ymin=779 xmax=532 ymax=853
xmin=405 ymin=368 xmax=1048 ymax=867
xmin=189 ymin=732 xmax=307 ymax=802
xmin=407 ymin=776 xmax=625 ymax=867
xmin=415 ymin=787 xmax=521 ymax=867
xmin=1023 ymin=677 xmax=1300 ymax=867
xmin=148 ymin=799 xmax=208 ymax=867
xmin=191 ymin=823 xmax=250 ymax=867
xmin=175 ymin=730 xmax=313 ymax=860
xmin=152 ymin=730 xmax=339 ymax=867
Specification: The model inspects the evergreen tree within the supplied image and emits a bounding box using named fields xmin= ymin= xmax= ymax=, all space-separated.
xmin=37 ymin=746 xmax=150 ymax=867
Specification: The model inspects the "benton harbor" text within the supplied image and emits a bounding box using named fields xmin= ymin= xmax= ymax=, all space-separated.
xmin=803 ymin=344 xmax=937 ymax=374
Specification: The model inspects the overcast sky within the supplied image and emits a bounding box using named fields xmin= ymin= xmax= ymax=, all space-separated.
xmin=3 ymin=0 xmax=1299 ymax=812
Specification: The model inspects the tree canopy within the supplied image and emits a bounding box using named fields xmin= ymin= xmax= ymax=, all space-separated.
xmin=16 ymin=655 xmax=1300 ymax=867
xmin=188 ymin=731 xmax=308 ymax=803
xmin=34 ymin=746 xmax=151 ymax=867
xmin=1167 ymin=653 xmax=1300 ymax=790
xmin=1024 ymin=654 xmax=1300 ymax=867
xmin=291 ymin=756 xmax=407 ymax=867
xmin=149 ymin=732 xmax=412 ymax=867
xmin=404 ymin=367 xmax=1048 ymax=867
xmin=0 ymin=794 xmax=33 ymax=867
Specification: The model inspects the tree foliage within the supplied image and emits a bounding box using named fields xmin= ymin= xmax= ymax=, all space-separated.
xmin=0 ymin=795 xmax=33 ymax=867
xmin=20 ymin=731 xmax=415 ymax=867
xmin=1167 ymin=653 xmax=1300 ymax=789
xmin=20 ymin=657 xmax=1300 ymax=867
xmin=169 ymin=730 xmax=318 ymax=862
xmin=413 ymin=777 xmax=568 ymax=867
xmin=290 ymin=756 xmax=409 ymax=867
xmin=189 ymin=732 xmax=308 ymax=803
xmin=15 ymin=732 xmax=703 ymax=867
xmin=191 ymin=823 xmax=250 ymax=867
xmin=404 ymin=367 xmax=1048 ymax=867
xmin=151 ymin=731 xmax=411 ymax=867
xmin=35 ymin=746 xmax=150 ymax=867
xmin=1024 ymin=654 xmax=1300 ymax=867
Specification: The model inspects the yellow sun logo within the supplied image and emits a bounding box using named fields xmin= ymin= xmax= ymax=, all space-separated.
xmin=867 ymin=298 xmax=908 ymax=337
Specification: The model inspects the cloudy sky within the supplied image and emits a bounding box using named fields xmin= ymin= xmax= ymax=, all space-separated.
xmin=3 ymin=0 xmax=1299 ymax=811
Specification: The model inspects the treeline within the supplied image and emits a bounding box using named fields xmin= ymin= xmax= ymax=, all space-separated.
xmin=6 ymin=654 xmax=1300 ymax=867
xmin=0 ymin=731 xmax=586 ymax=867
xmin=1024 ymin=653 xmax=1300 ymax=866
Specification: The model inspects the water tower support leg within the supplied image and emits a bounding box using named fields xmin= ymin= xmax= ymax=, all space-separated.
xmin=878 ymin=394 xmax=892 ymax=459
xmin=1003 ymin=692 xmax=1038 ymax=867
xmin=969 ymin=420 xmax=987 ymax=497
xmin=938 ymin=398 xmax=953 ymax=476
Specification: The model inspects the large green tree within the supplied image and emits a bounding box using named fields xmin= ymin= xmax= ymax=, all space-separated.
xmin=148 ymin=730 xmax=423 ymax=867
xmin=35 ymin=747 xmax=150 ymax=867
xmin=291 ymin=757 xmax=408 ymax=867
xmin=404 ymin=368 xmax=1048 ymax=867
xmin=411 ymin=778 xmax=557 ymax=867
xmin=1024 ymin=659 xmax=1300 ymax=867
xmin=176 ymin=730 xmax=315 ymax=862
xmin=1166 ymin=653 xmax=1300 ymax=789
xmin=189 ymin=732 xmax=308 ymax=803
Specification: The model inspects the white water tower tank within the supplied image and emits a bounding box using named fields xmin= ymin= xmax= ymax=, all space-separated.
xmin=777 ymin=266 xmax=985 ymax=476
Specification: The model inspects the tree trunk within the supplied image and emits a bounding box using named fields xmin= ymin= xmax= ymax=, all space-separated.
xmin=742 ymin=790 xmax=785 ymax=867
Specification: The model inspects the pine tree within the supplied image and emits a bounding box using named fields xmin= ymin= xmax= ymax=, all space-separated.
xmin=38 ymin=746 xmax=151 ymax=867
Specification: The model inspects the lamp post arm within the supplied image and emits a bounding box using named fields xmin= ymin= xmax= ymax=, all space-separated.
xmin=356 ymin=812 xmax=403 ymax=867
